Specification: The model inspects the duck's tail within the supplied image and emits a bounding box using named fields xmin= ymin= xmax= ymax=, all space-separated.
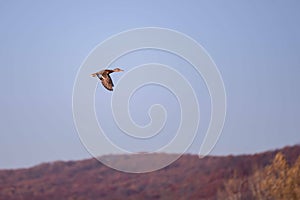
xmin=91 ymin=73 xmax=97 ymax=77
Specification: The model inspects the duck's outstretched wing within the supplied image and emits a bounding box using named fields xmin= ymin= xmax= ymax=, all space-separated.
xmin=101 ymin=74 xmax=114 ymax=91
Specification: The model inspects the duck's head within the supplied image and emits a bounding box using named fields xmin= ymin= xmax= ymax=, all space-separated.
xmin=113 ymin=68 xmax=124 ymax=72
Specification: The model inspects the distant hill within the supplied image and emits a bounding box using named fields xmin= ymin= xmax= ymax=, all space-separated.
xmin=0 ymin=145 xmax=299 ymax=200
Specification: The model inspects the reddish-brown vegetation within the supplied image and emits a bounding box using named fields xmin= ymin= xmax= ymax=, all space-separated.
xmin=0 ymin=145 xmax=299 ymax=200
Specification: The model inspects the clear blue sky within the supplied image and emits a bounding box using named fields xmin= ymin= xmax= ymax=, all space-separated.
xmin=1 ymin=0 xmax=300 ymax=169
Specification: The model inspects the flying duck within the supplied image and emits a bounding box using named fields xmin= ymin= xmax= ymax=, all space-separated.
xmin=91 ymin=68 xmax=124 ymax=91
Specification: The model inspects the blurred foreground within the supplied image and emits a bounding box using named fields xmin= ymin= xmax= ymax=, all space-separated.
xmin=0 ymin=145 xmax=299 ymax=200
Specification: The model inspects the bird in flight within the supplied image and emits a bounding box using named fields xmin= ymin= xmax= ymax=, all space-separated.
xmin=91 ymin=68 xmax=124 ymax=91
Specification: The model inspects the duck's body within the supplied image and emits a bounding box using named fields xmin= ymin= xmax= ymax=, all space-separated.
xmin=91 ymin=68 xmax=123 ymax=91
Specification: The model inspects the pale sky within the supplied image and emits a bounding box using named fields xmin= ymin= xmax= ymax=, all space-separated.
xmin=1 ymin=0 xmax=300 ymax=169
